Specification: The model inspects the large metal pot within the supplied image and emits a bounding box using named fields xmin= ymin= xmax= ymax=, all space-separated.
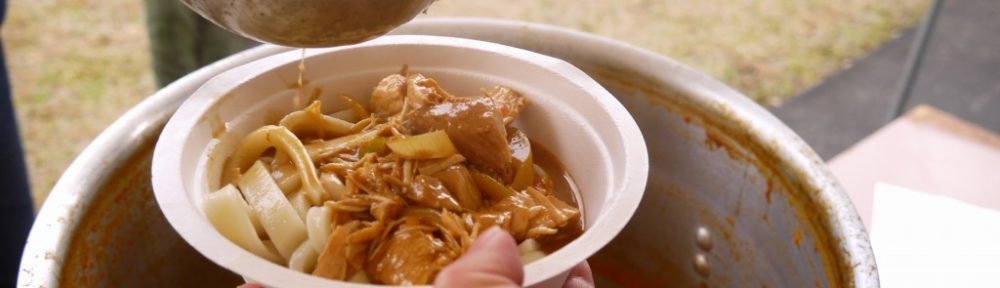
xmin=18 ymin=18 xmax=877 ymax=287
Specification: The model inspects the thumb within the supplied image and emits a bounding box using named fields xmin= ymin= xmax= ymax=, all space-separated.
xmin=434 ymin=227 xmax=524 ymax=288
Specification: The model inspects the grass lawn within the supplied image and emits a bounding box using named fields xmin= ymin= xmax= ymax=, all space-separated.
xmin=3 ymin=0 xmax=928 ymax=205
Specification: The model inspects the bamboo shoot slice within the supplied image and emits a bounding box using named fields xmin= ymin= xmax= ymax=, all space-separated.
xmin=434 ymin=165 xmax=482 ymax=210
xmin=386 ymin=130 xmax=457 ymax=159
xmin=507 ymin=128 xmax=534 ymax=190
xmin=471 ymin=171 xmax=515 ymax=200
xmin=340 ymin=95 xmax=370 ymax=121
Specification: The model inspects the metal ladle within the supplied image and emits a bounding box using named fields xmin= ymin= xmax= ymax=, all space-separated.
xmin=180 ymin=0 xmax=436 ymax=48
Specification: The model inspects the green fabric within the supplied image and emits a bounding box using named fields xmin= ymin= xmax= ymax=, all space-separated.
xmin=144 ymin=0 xmax=257 ymax=87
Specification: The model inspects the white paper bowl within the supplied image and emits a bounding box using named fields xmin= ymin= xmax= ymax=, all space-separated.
xmin=151 ymin=35 xmax=648 ymax=287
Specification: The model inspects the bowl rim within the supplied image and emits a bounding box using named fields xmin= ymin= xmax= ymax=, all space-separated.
xmin=151 ymin=35 xmax=648 ymax=287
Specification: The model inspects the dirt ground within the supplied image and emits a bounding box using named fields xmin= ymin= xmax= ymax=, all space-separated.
xmin=2 ymin=0 xmax=927 ymax=205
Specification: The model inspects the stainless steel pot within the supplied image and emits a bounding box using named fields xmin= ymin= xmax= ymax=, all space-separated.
xmin=18 ymin=18 xmax=877 ymax=287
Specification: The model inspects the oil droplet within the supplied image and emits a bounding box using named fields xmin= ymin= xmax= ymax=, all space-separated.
xmin=694 ymin=253 xmax=710 ymax=277
xmin=696 ymin=226 xmax=713 ymax=251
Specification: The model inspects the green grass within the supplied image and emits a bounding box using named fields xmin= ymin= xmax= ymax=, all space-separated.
xmin=425 ymin=0 xmax=930 ymax=105
xmin=5 ymin=0 xmax=155 ymax=206
xmin=3 ymin=0 xmax=928 ymax=205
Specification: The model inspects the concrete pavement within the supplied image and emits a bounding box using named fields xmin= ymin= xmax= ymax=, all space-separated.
xmin=772 ymin=0 xmax=1000 ymax=159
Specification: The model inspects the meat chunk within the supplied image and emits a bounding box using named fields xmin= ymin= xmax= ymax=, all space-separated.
xmin=405 ymin=74 xmax=453 ymax=110
xmin=483 ymin=86 xmax=527 ymax=126
xmin=392 ymin=74 xmax=517 ymax=179
xmin=404 ymin=175 xmax=462 ymax=212
xmin=371 ymin=73 xmax=468 ymax=118
xmin=366 ymin=227 xmax=455 ymax=285
xmin=370 ymin=74 xmax=406 ymax=117
xmin=403 ymin=96 xmax=512 ymax=180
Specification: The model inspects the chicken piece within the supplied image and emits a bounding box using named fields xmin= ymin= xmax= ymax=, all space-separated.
xmin=404 ymin=175 xmax=462 ymax=212
xmin=370 ymin=74 xmax=406 ymax=117
xmin=369 ymin=195 xmax=404 ymax=221
xmin=345 ymin=161 xmax=385 ymax=195
xmin=313 ymin=221 xmax=361 ymax=280
xmin=483 ymin=86 xmax=527 ymax=125
xmin=471 ymin=211 xmax=511 ymax=232
xmin=439 ymin=209 xmax=474 ymax=250
xmin=403 ymin=96 xmax=513 ymax=179
xmin=488 ymin=192 xmax=536 ymax=240
xmin=482 ymin=187 xmax=580 ymax=241
xmin=405 ymin=74 xmax=453 ymax=110
xmin=366 ymin=227 xmax=456 ymax=285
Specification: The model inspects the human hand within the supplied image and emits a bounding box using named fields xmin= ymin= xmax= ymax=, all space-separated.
xmin=434 ymin=227 xmax=594 ymax=288
xmin=238 ymin=227 xmax=594 ymax=288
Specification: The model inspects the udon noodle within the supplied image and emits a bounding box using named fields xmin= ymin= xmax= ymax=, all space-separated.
xmin=203 ymin=72 xmax=583 ymax=285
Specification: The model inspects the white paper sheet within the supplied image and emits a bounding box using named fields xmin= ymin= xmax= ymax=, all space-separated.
xmin=871 ymin=182 xmax=1000 ymax=288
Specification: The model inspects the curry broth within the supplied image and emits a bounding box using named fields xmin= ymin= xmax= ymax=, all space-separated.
xmin=531 ymin=141 xmax=585 ymax=254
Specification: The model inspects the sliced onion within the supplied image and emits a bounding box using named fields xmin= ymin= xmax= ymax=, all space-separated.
xmin=386 ymin=130 xmax=457 ymax=159
xmin=507 ymin=128 xmax=534 ymax=190
xmin=470 ymin=171 xmax=514 ymax=200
